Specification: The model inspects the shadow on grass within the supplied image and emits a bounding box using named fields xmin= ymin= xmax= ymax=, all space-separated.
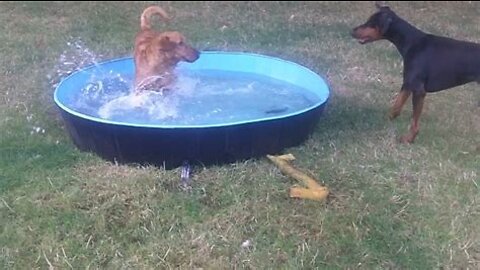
xmin=313 ymin=93 xmax=396 ymax=142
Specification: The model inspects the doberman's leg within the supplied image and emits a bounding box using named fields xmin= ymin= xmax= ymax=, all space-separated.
xmin=400 ymin=91 xmax=426 ymax=144
xmin=389 ymin=89 xmax=411 ymax=120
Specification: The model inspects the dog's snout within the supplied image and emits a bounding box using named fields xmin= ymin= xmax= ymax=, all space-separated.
xmin=185 ymin=48 xmax=200 ymax=62
xmin=191 ymin=49 xmax=200 ymax=61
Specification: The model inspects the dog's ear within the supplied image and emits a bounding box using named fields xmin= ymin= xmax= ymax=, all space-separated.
xmin=379 ymin=12 xmax=393 ymax=34
xmin=159 ymin=36 xmax=176 ymax=51
xmin=375 ymin=1 xmax=393 ymax=34
xmin=375 ymin=1 xmax=390 ymax=10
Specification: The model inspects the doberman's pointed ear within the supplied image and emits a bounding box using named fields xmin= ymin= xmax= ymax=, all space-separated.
xmin=380 ymin=13 xmax=393 ymax=34
xmin=375 ymin=1 xmax=390 ymax=10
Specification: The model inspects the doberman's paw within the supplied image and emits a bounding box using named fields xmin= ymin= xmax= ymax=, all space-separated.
xmin=389 ymin=111 xmax=400 ymax=120
xmin=399 ymin=134 xmax=415 ymax=144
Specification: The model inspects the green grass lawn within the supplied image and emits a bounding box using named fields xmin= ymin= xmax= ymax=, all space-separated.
xmin=1 ymin=1 xmax=479 ymax=269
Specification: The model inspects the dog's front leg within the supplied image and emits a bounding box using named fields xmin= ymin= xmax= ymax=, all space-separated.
xmin=400 ymin=91 xmax=426 ymax=143
xmin=389 ymin=89 xmax=411 ymax=120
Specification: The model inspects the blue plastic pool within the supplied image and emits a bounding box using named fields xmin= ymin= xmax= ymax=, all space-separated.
xmin=54 ymin=51 xmax=330 ymax=168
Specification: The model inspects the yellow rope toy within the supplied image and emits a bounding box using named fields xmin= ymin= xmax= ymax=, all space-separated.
xmin=267 ymin=154 xmax=329 ymax=201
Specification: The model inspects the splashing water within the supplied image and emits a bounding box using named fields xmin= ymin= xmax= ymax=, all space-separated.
xmin=70 ymin=69 xmax=318 ymax=126
xmin=53 ymin=40 xmax=319 ymax=126
xmin=48 ymin=38 xmax=104 ymax=90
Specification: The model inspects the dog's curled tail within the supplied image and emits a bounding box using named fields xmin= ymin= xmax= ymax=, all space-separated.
xmin=140 ymin=6 xmax=170 ymax=31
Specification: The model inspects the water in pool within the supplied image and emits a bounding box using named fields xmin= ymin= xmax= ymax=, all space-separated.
xmin=69 ymin=69 xmax=318 ymax=126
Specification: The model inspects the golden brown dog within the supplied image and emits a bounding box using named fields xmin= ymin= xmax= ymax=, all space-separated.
xmin=133 ymin=6 xmax=199 ymax=92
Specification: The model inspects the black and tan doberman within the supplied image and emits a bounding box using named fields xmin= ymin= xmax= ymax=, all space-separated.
xmin=352 ymin=3 xmax=480 ymax=143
